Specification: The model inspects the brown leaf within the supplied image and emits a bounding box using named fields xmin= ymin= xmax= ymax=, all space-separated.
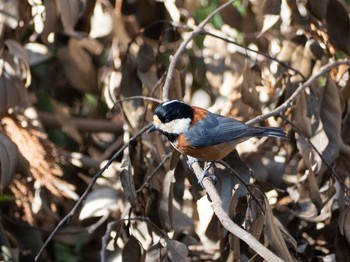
xmin=0 ymin=50 xmax=26 ymax=113
xmin=120 ymin=56 xmax=144 ymax=129
xmin=240 ymin=63 xmax=261 ymax=110
xmin=0 ymin=133 xmax=18 ymax=191
xmin=120 ymin=159 xmax=137 ymax=208
xmin=4 ymin=40 xmax=31 ymax=87
xmin=159 ymin=170 xmax=175 ymax=231
xmin=42 ymin=0 xmax=60 ymax=43
xmin=51 ymin=100 xmax=83 ymax=144
xmin=338 ymin=207 xmax=350 ymax=246
xmin=56 ymin=0 xmax=84 ymax=36
xmin=165 ymin=238 xmax=189 ymax=262
xmin=306 ymin=164 xmax=323 ymax=214
xmin=307 ymin=0 xmax=328 ymax=20
xmin=259 ymin=0 xmax=281 ymax=36
xmin=249 ymin=213 xmax=264 ymax=241
xmin=318 ymin=77 xmax=342 ymax=166
xmin=264 ymin=198 xmax=293 ymax=262
xmin=136 ymin=44 xmax=158 ymax=91
xmin=122 ymin=236 xmax=142 ymax=262
xmin=145 ymin=242 xmax=168 ymax=262
xmin=57 ymin=38 xmax=101 ymax=93
xmin=326 ymin=0 xmax=350 ymax=55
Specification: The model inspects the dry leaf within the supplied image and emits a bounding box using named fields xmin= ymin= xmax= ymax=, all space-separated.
xmin=120 ymin=159 xmax=137 ymax=208
xmin=165 ymin=238 xmax=189 ymax=262
xmin=325 ymin=0 xmax=350 ymax=55
xmin=79 ymin=187 xmax=119 ymax=220
xmin=159 ymin=170 xmax=175 ymax=231
xmin=56 ymin=0 xmax=84 ymax=36
xmin=145 ymin=242 xmax=168 ymax=262
xmin=240 ymin=62 xmax=261 ymax=110
xmin=264 ymin=198 xmax=293 ymax=262
xmin=0 ymin=133 xmax=18 ymax=191
xmin=122 ymin=236 xmax=142 ymax=262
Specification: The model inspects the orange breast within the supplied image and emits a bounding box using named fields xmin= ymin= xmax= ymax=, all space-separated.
xmin=176 ymin=134 xmax=234 ymax=161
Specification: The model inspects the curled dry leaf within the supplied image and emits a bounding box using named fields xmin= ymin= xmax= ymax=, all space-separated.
xmin=0 ymin=133 xmax=18 ymax=191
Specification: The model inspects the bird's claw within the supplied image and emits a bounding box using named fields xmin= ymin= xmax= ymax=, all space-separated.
xmin=198 ymin=161 xmax=217 ymax=188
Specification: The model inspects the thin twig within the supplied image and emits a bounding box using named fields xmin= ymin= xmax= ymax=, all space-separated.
xmin=135 ymin=153 xmax=172 ymax=194
xmin=201 ymin=30 xmax=306 ymax=81
xmin=162 ymin=0 xmax=238 ymax=100
xmin=187 ymin=157 xmax=283 ymax=262
xmin=217 ymin=160 xmax=265 ymax=213
xmin=279 ymin=114 xmax=350 ymax=194
xmin=112 ymin=96 xmax=162 ymax=109
xmin=246 ymin=59 xmax=350 ymax=126
xmin=35 ymin=123 xmax=152 ymax=261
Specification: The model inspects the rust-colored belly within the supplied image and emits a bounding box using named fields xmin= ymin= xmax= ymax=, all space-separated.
xmin=176 ymin=135 xmax=235 ymax=161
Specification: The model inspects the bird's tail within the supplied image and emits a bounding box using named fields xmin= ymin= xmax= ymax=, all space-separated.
xmin=261 ymin=127 xmax=289 ymax=140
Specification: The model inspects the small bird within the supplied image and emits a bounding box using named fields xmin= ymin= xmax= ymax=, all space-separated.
xmin=149 ymin=100 xmax=288 ymax=161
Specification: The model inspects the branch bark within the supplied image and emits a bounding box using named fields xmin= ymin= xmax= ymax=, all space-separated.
xmin=188 ymin=157 xmax=284 ymax=261
xmin=246 ymin=59 xmax=350 ymax=126
xmin=162 ymin=0 xmax=237 ymax=101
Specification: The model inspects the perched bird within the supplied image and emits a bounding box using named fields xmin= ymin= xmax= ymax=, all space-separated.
xmin=148 ymin=100 xmax=288 ymax=162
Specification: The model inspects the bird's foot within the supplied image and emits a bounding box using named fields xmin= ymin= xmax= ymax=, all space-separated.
xmin=198 ymin=161 xmax=217 ymax=187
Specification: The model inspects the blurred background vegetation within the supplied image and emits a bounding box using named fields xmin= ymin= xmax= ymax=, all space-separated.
xmin=0 ymin=0 xmax=350 ymax=261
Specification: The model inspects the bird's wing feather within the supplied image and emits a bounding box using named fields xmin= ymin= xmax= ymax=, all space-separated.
xmin=184 ymin=112 xmax=265 ymax=147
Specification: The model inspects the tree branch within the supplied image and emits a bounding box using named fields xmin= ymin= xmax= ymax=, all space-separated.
xmin=246 ymin=59 xmax=350 ymax=126
xmin=35 ymin=123 xmax=152 ymax=261
xmin=162 ymin=0 xmax=237 ymax=101
xmin=187 ymin=157 xmax=284 ymax=262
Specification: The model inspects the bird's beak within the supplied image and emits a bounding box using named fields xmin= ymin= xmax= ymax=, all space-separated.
xmin=147 ymin=124 xmax=158 ymax=133
xmin=148 ymin=115 xmax=161 ymax=133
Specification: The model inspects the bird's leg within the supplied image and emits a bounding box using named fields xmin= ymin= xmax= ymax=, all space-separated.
xmin=198 ymin=161 xmax=217 ymax=187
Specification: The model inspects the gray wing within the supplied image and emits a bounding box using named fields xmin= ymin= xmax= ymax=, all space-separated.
xmin=183 ymin=112 xmax=265 ymax=147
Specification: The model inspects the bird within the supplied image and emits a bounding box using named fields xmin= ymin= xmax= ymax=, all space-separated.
xmin=148 ymin=100 xmax=288 ymax=184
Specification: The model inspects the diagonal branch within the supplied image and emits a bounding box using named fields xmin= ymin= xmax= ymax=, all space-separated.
xmin=187 ymin=157 xmax=284 ymax=262
xmin=35 ymin=123 xmax=152 ymax=261
xmin=162 ymin=0 xmax=238 ymax=101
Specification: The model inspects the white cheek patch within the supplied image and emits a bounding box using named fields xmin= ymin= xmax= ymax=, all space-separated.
xmin=157 ymin=118 xmax=191 ymax=134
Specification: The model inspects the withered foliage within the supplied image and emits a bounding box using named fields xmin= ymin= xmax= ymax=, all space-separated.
xmin=0 ymin=0 xmax=350 ymax=261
